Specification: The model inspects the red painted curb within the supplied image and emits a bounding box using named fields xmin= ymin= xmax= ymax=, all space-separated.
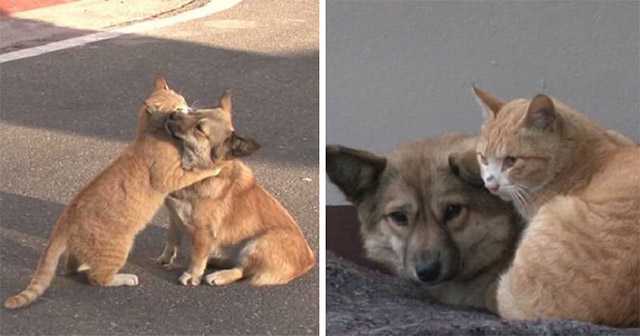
xmin=0 ymin=0 xmax=77 ymax=14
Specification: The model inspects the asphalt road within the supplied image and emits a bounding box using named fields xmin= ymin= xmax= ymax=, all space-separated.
xmin=0 ymin=1 xmax=319 ymax=335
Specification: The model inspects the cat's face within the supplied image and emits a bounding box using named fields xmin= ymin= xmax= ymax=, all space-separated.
xmin=473 ymin=88 xmax=564 ymax=211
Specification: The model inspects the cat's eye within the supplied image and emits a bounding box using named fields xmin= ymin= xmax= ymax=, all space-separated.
xmin=388 ymin=211 xmax=409 ymax=226
xmin=502 ymin=156 xmax=517 ymax=170
xmin=478 ymin=153 xmax=488 ymax=165
xmin=443 ymin=204 xmax=463 ymax=223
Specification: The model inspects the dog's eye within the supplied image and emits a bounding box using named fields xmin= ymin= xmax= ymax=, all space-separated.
xmin=443 ymin=204 xmax=463 ymax=223
xmin=388 ymin=211 xmax=408 ymax=226
xmin=502 ymin=156 xmax=517 ymax=170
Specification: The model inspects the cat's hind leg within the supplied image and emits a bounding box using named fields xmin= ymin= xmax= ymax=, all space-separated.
xmin=62 ymin=251 xmax=80 ymax=276
xmin=85 ymin=242 xmax=137 ymax=287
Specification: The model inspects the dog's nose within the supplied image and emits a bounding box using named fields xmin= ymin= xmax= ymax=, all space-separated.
xmin=416 ymin=261 xmax=441 ymax=283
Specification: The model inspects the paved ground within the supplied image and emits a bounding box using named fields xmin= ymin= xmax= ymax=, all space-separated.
xmin=0 ymin=0 xmax=319 ymax=335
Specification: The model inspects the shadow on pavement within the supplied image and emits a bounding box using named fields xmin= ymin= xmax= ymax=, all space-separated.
xmin=0 ymin=17 xmax=319 ymax=168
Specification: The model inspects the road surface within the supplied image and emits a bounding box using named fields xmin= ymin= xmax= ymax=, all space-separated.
xmin=0 ymin=1 xmax=319 ymax=335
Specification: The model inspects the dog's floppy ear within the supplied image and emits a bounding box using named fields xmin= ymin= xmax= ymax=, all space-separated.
xmin=448 ymin=150 xmax=484 ymax=188
xmin=223 ymin=132 xmax=260 ymax=159
xmin=326 ymin=145 xmax=387 ymax=203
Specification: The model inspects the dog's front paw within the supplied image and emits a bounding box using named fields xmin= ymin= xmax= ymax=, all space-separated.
xmin=155 ymin=247 xmax=178 ymax=269
xmin=178 ymin=272 xmax=201 ymax=286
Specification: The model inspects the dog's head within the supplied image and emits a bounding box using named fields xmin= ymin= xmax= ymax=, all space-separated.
xmin=165 ymin=90 xmax=260 ymax=170
xmin=138 ymin=76 xmax=190 ymax=135
xmin=327 ymin=134 xmax=520 ymax=286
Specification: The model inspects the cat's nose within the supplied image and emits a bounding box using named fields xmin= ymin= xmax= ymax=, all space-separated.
xmin=484 ymin=177 xmax=500 ymax=192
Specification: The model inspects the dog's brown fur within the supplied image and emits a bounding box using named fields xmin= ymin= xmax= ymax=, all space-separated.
xmin=156 ymin=92 xmax=315 ymax=287
xmin=474 ymin=87 xmax=639 ymax=327
xmin=4 ymin=78 xmax=216 ymax=309
xmin=327 ymin=134 xmax=523 ymax=311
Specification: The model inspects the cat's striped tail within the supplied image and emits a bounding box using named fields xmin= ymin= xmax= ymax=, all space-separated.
xmin=4 ymin=230 xmax=67 ymax=309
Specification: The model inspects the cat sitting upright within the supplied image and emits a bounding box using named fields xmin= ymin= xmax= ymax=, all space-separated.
xmin=473 ymin=87 xmax=639 ymax=327
xmin=4 ymin=77 xmax=217 ymax=309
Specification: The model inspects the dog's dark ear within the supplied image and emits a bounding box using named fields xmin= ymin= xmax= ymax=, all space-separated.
xmin=448 ymin=150 xmax=484 ymax=188
xmin=225 ymin=133 xmax=260 ymax=159
xmin=326 ymin=145 xmax=387 ymax=203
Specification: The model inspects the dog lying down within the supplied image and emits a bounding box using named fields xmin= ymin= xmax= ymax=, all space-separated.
xmin=327 ymin=134 xmax=524 ymax=312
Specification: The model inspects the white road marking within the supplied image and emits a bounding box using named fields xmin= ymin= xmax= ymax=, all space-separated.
xmin=0 ymin=0 xmax=243 ymax=64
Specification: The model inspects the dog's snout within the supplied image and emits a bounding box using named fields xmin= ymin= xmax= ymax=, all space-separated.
xmin=416 ymin=261 xmax=441 ymax=283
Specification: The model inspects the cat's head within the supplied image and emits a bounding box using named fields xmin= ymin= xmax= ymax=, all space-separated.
xmin=472 ymin=87 xmax=567 ymax=206
xmin=138 ymin=76 xmax=191 ymax=135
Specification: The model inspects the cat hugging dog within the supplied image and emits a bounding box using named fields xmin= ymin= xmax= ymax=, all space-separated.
xmin=5 ymin=77 xmax=314 ymax=309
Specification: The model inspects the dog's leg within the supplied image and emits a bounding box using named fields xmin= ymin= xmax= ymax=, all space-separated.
xmin=156 ymin=210 xmax=182 ymax=269
xmin=178 ymin=228 xmax=210 ymax=286
xmin=205 ymin=268 xmax=244 ymax=286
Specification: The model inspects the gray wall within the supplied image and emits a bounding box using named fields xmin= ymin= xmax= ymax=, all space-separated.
xmin=327 ymin=0 xmax=639 ymax=205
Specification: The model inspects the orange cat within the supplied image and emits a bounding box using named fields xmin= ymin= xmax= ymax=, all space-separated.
xmin=473 ymin=87 xmax=639 ymax=327
xmin=4 ymin=77 xmax=216 ymax=309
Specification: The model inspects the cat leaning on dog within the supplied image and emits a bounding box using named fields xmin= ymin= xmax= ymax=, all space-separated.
xmin=327 ymin=134 xmax=524 ymax=312
xmin=4 ymin=77 xmax=217 ymax=309
xmin=473 ymin=87 xmax=639 ymax=327
xmin=156 ymin=91 xmax=315 ymax=287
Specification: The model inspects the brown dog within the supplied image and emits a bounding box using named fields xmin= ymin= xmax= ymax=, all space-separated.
xmin=327 ymin=134 xmax=523 ymax=311
xmin=156 ymin=91 xmax=315 ymax=287
xmin=4 ymin=77 xmax=216 ymax=309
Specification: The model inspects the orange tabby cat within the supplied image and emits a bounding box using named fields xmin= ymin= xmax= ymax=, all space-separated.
xmin=473 ymin=87 xmax=639 ymax=327
xmin=4 ymin=77 xmax=216 ymax=309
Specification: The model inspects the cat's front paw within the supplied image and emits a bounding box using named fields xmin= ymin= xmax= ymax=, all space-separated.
xmin=178 ymin=272 xmax=201 ymax=286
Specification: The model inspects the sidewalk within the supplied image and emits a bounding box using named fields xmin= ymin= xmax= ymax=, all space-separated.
xmin=0 ymin=0 xmax=206 ymax=52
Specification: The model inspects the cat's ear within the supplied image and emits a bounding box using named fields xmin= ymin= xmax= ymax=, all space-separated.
xmin=326 ymin=145 xmax=387 ymax=203
xmin=448 ymin=150 xmax=484 ymax=188
xmin=219 ymin=89 xmax=232 ymax=115
xmin=472 ymin=86 xmax=504 ymax=120
xmin=522 ymin=94 xmax=556 ymax=131
xmin=153 ymin=75 xmax=170 ymax=91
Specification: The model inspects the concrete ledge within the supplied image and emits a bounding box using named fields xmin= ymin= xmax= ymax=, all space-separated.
xmin=0 ymin=0 xmax=203 ymax=50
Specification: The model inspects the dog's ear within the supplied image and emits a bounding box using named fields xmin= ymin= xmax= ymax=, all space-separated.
xmin=326 ymin=145 xmax=387 ymax=203
xmin=448 ymin=150 xmax=484 ymax=188
xmin=223 ymin=132 xmax=260 ymax=159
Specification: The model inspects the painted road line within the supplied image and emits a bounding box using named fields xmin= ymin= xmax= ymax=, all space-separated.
xmin=0 ymin=0 xmax=242 ymax=64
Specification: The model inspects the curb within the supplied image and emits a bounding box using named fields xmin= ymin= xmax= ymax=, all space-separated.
xmin=0 ymin=0 xmax=242 ymax=64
